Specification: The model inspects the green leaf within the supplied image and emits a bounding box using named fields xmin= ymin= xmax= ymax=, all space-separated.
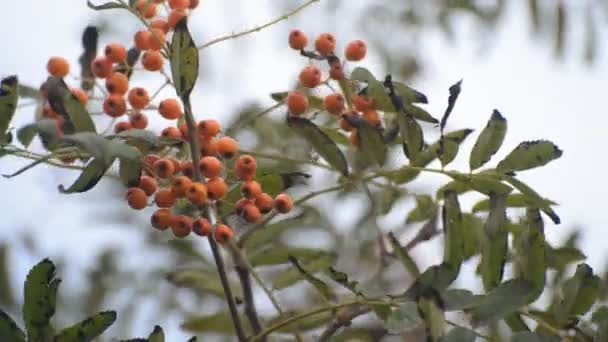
xmin=350 ymin=67 xmax=376 ymax=83
xmin=384 ymin=302 xmax=422 ymax=334
xmin=17 ymin=119 xmax=60 ymax=148
xmin=87 ymin=1 xmax=125 ymax=10
xmin=546 ymin=245 xmax=585 ymax=271
xmin=333 ymin=329 xmax=374 ymax=342
xmin=171 ymin=18 xmax=199 ymax=98
xmin=436 ymin=180 xmax=472 ymax=199
xmin=468 ymin=173 xmax=513 ymax=196
xmin=23 ymin=258 xmax=59 ymax=341
xmin=270 ymin=92 xmax=323 ymax=110
xmin=148 ymin=325 xmax=164 ymax=342
xmin=181 ymin=312 xmax=236 ymax=334
xmin=497 ymin=140 xmax=563 ymax=173
xmin=0 ymin=76 xmax=19 ymax=144
xmin=287 ymin=116 xmax=348 ymax=175
xmin=470 ymin=279 xmax=534 ymax=326
xmin=556 ymin=263 xmax=600 ymax=319
xmin=288 ymin=256 xmax=335 ymax=302
xmin=442 ymin=191 xmax=464 ymax=270
xmin=439 ymin=79 xmax=462 ymax=131
xmin=505 ymin=176 xmax=561 ymax=224
xmin=17 ymin=83 xmax=42 ymax=100
xmin=266 ymin=310 xmax=332 ymax=333
xmin=62 ymin=93 xmax=96 ymax=133
xmin=442 ymin=327 xmax=476 ymax=342
xmin=119 ymin=158 xmax=142 ymax=187
xmin=592 ymin=306 xmax=608 ymax=342
xmin=480 ymin=194 xmax=508 ymax=290
xmin=514 ymin=209 xmax=546 ymax=303
xmin=388 ymin=232 xmax=420 ymax=277
xmin=418 ymin=297 xmax=445 ymax=340
xmin=469 ymin=110 xmax=507 ymax=170
xmin=398 ymin=113 xmax=423 ymax=163
xmin=405 ymin=263 xmax=459 ymax=300
xmin=472 ymin=193 xmax=557 ymax=213
xmin=54 ymin=311 xmax=116 ymax=342
xmin=326 ymin=267 xmax=360 ymax=295
xmin=58 ymin=158 xmax=111 ymax=194
xmin=392 ymin=82 xmax=428 ymax=104
xmin=419 ymin=129 xmax=473 ymax=166
xmin=166 ymin=269 xmax=242 ymax=298
xmin=379 ymin=167 xmax=420 ymax=185
xmin=250 ymin=248 xmax=332 ymax=267
xmin=113 ymin=129 xmax=162 ymax=151
xmin=368 ymin=81 xmax=395 ymax=112
xmin=461 ymin=214 xmax=484 ymax=259
xmin=78 ymin=26 xmax=98 ymax=90
xmin=440 ymin=289 xmax=481 ymax=311
xmin=0 ymin=310 xmax=25 ymax=342
xmin=45 ymin=77 xmax=96 ymax=133
xmin=320 ymin=127 xmax=349 ymax=145
xmin=356 ymin=120 xmax=387 ymax=167
xmin=511 ymin=332 xmax=557 ymax=342
xmin=273 ymin=254 xmax=335 ymax=290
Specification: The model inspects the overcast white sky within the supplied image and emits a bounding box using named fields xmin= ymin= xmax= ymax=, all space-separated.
xmin=1 ymin=0 xmax=607 ymax=340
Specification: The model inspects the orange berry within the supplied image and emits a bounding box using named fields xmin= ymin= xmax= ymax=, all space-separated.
xmin=324 ymin=93 xmax=345 ymax=115
xmin=70 ymin=88 xmax=89 ymax=106
xmin=241 ymin=180 xmax=262 ymax=199
xmin=286 ymin=91 xmax=308 ymax=115
xmin=144 ymin=155 xmax=160 ymax=170
xmin=168 ymin=157 xmax=182 ymax=174
xmin=349 ymin=130 xmax=359 ymax=147
xmin=235 ymin=155 xmax=257 ymax=181
xmin=142 ymin=50 xmax=164 ymax=71
xmin=129 ymin=112 xmax=149 ymax=129
xmin=42 ymin=105 xmax=58 ymax=119
xmin=91 ymin=57 xmax=113 ymax=78
xmin=171 ymin=215 xmax=192 ymax=238
xmin=299 ymin=65 xmax=322 ymax=88
xmin=345 ymin=40 xmax=367 ymax=61
xmin=207 ymin=177 xmax=228 ymax=200
xmin=193 ymin=218 xmax=212 ymax=236
xmin=155 ymin=189 xmax=176 ymax=208
xmin=104 ymin=94 xmax=127 ymax=117
xmin=329 ymin=62 xmax=345 ymax=80
xmin=151 ymin=208 xmax=173 ymax=230
xmin=169 ymin=0 xmax=190 ymax=10
xmin=139 ymin=175 xmax=158 ymax=196
xmin=241 ymin=203 xmax=261 ymax=223
xmin=189 ymin=0 xmax=199 ymax=9
xmin=168 ymin=9 xmax=187 ymax=29
xmin=235 ymin=198 xmax=254 ymax=216
xmin=315 ymin=33 xmax=336 ymax=56
xmin=288 ymin=30 xmax=308 ymax=50
xmin=216 ymin=136 xmax=238 ymax=159
xmin=104 ymin=43 xmax=128 ymax=63
xmin=135 ymin=0 xmax=157 ymax=19
xmin=200 ymin=137 xmax=218 ymax=157
xmin=134 ymin=30 xmax=152 ymax=50
xmin=181 ymin=160 xmax=194 ymax=178
xmin=158 ymin=98 xmax=182 ymax=119
xmin=178 ymin=123 xmax=190 ymax=139
xmin=254 ymin=192 xmax=274 ymax=214
xmin=153 ymin=158 xmax=175 ymax=178
xmin=105 ymin=72 xmax=129 ymax=95
xmin=197 ymin=119 xmax=221 ymax=137
xmin=363 ymin=109 xmax=382 ymax=127
xmin=47 ymin=57 xmax=70 ymax=78
xmin=214 ymin=224 xmax=234 ymax=243
xmin=171 ymin=175 xmax=192 ymax=197
xmin=353 ymin=95 xmax=373 ymax=111
xmin=128 ymin=87 xmax=150 ymax=110
xmin=186 ymin=182 xmax=208 ymax=205
xmin=161 ymin=126 xmax=183 ymax=139
xmin=199 ymin=156 xmax=223 ymax=178
xmin=150 ymin=19 xmax=169 ymax=34
xmin=126 ymin=187 xmax=148 ymax=210
xmin=274 ymin=193 xmax=293 ymax=213
xmin=148 ymin=28 xmax=166 ymax=51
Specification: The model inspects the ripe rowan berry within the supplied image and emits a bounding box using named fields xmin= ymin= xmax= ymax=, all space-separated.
xmin=199 ymin=156 xmax=223 ymax=178
xmin=315 ymin=33 xmax=336 ymax=56
xmin=91 ymin=57 xmax=113 ymax=78
xmin=142 ymin=50 xmax=164 ymax=72
xmin=134 ymin=30 xmax=152 ymax=50
xmin=235 ymin=155 xmax=257 ymax=181
xmin=144 ymin=155 xmax=160 ymax=170
xmin=139 ymin=175 xmax=158 ymax=196
xmin=241 ymin=203 xmax=261 ymax=223
xmin=168 ymin=157 xmax=182 ymax=174
xmin=148 ymin=28 xmax=166 ymax=51
xmin=151 ymin=208 xmax=173 ymax=230
xmin=104 ymin=43 xmax=128 ymax=63
xmin=153 ymin=158 xmax=175 ymax=178
xmin=135 ymin=0 xmax=157 ymax=19
xmin=197 ymin=119 xmax=221 ymax=137
xmin=70 ymin=88 xmax=89 ymax=106
xmin=329 ymin=61 xmax=345 ymax=80
xmin=104 ymin=95 xmax=127 ymax=117
xmin=169 ymin=0 xmax=190 ymax=10
xmin=288 ymin=30 xmax=308 ymax=50
xmin=241 ymin=180 xmax=262 ymax=199
xmin=186 ymin=182 xmax=208 ymax=205
xmin=128 ymin=87 xmax=150 ymax=110
xmin=324 ymin=93 xmax=345 ymax=115
xmin=47 ymin=57 xmax=70 ymax=78
xmin=349 ymin=130 xmax=359 ymax=147
xmin=299 ymin=65 xmax=322 ymax=88
xmin=353 ymin=95 xmax=373 ymax=111
xmin=168 ymin=9 xmax=187 ymax=29
xmin=181 ymin=160 xmax=194 ymax=178
xmin=129 ymin=112 xmax=148 ymax=129
xmin=126 ymin=187 xmax=147 ymax=210
xmin=274 ymin=193 xmax=293 ymax=213
xmin=171 ymin=215 xmax=192 ymax=238
xmin=200 ymin=137 xmax=218 ymax=157
xmin=193 ymin=218 xmax=212 ymax=236
xmin=207 ymin=177 xmax=228 ymax=200
xmin=171 ymin=175 xmax=192 ymax=197
xmin=216 ymin=136 xmax=239 ymax=159
xmin=155 ymin=189 xmax=176 ymax=208
xmin=286 ymin=91 xmax=308 ymax=115
xmin=214 ymin=224 xmax=234 ymax=243
xmin=105 ymin=72 xmax=129 ymax=95
xmin=363 ymin=109 xmax=381 ymax=127
xmin=150 ymin=19 xmax=169 ymax=34
xmin=254 ymin=192 xmax=274 ymax=214
xmin=161 ymin=126 xmax=183 ymax=139
xmin=178 ymin=123 xmax=190 ymax=140
xmin=158 ymin=98 xmax=182 ymax=119
xmin=345 ymin=40 xmax=367 ymax=61
xmin=235 ymin=198 xmax=254 ymax=216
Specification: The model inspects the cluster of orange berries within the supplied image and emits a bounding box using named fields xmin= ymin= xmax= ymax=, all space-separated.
xmin=124 ymin=119 xmax=294 ymax=242
xmin=284 ymin=30 xmax=377 ymax=147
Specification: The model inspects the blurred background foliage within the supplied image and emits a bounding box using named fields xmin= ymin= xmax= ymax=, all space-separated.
xmin=2 ymin=1 xmax=608 ymax=340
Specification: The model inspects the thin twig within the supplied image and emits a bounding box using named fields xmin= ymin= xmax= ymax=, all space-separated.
xmin=225 ymin=102 xmax=283 ymax=136
xmin=239 ymin=149 xmax=333 ymax=171
xmin=318 ymin=305 xmax=371 ymax=341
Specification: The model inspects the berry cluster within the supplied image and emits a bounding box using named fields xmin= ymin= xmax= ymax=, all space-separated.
xmin=285 ymin=30 xmax=378 ymax=147
xmin=42 ymin=0 xmax=294 ymax=243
